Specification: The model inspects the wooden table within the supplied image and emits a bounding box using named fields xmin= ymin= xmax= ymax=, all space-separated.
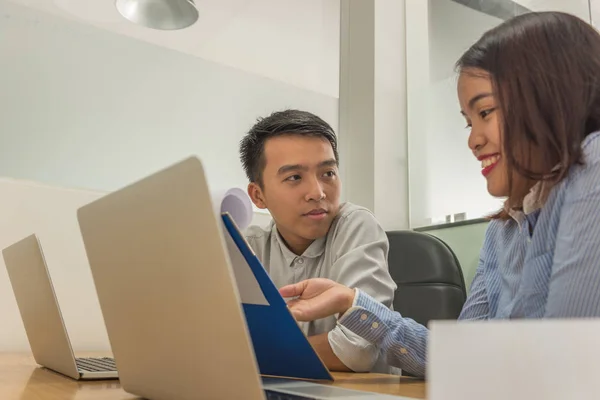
xmin=0 ymin=353 xmax=425 ymax=399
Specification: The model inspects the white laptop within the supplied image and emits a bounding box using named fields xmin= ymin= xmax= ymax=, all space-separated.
xmin=2 ymin=234 xmax=118 ymax=380
xmin=76 ymin=156 xmax=406 ymax=400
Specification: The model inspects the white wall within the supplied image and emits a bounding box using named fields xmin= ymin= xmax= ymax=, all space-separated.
xmin=0 ymin=179 xmax=109 ymax=351
xmin=0 ymin=0 xmax=338 ymax=201
xmin=374 ymin=0 xmax=409 ymax=230
xmin=513 ymin=0 xmax=590 ymax=20
xmin=0 ymin=177 xmax=270 ymax=352
xmin=338 ymin=0 xmax=409 ymax=231
xmin=5 ymin=0 xmax=341 ymax=98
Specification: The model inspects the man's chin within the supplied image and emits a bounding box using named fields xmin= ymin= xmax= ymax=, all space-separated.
xmin=301 ymin=229 xmax=330 ymax=241
xmin=303 ymin=220 xmax=334 ymax=237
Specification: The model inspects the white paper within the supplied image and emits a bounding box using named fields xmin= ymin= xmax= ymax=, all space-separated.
xmin=428 ymin=319 xmax=600 ymax=400
xmin=211 ymin=187 xmax=253 ymax=230
xmin=223 ymin=230 xmax=269 ymax=306
xmin=211 ymin=187 xmax=268 ymax=306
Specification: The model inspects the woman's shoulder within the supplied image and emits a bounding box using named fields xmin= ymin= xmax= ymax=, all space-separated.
xmin=481 ymin=218 xmax=514 ymax=250
xmin=563 ymin=131 xmax=600 ymax=196
xmin=581 ymin=130 xmax=600 ymax=160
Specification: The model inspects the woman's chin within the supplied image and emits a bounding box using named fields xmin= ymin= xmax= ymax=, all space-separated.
xmin=486 ymin=181 xmax=509 ymax=198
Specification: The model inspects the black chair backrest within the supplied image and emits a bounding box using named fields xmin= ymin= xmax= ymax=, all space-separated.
xmin=386 ymin=230 xmax=467 ymax=327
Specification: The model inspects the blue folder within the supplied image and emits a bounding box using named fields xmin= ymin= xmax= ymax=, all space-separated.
xmin=221 ymin=212 xmax=333 ymax=382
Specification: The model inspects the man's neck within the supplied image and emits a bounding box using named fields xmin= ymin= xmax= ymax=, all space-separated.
xmin=276 ymin=229 xmax=313 ymax=256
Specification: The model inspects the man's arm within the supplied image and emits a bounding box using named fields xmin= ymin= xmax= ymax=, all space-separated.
xmin=323 ymin=208 xmax=397 ymax=372
xmin=308 ymin=333 xmax=352 ymax=372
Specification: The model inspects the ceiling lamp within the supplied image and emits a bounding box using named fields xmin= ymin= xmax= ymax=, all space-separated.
xmin=115 ymin=0 xmax=199 ymax=30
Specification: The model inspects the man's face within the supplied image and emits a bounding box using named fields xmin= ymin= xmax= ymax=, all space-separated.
xmin=248 ymin=135 xmax=341 ymax=254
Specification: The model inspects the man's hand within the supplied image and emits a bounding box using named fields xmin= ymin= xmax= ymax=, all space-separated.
xmin=279 ymin=278 xmax=356 ymax=321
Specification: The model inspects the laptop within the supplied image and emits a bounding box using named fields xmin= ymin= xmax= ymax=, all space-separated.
xmin=76 ymin=156 xmax=405 ymax=400
xmin=2 ymin=234 xmax=118 ymax=380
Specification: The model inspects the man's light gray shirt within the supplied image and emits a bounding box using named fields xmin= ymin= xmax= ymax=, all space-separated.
xmin=245 ymin=202 xmax=397 ymax=372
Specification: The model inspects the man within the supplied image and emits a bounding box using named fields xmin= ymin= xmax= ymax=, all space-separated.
xmin=239 ymin=109 xmax=397 ymax=373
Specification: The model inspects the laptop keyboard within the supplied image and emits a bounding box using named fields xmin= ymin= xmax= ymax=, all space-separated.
xmin=264 ymin=389 xmax=319 ymax=400
xmin=75 ymin=357 xmax=117 ymax=372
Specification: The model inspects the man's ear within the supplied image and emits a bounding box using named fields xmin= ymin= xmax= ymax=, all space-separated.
xmin=247 ymin=182 xmax=267 ymax=209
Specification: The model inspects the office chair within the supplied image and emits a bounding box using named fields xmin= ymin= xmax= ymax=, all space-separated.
xmin=386 ymin=230 xmax=467 ymax=327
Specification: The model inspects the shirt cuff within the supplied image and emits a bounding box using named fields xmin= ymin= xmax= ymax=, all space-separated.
xmin=337 ymin=288 xmax=396 ymax=345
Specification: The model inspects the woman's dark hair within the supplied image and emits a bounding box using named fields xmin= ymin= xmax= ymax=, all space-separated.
xmin=456 ymin=12 xmax=600 ymax=219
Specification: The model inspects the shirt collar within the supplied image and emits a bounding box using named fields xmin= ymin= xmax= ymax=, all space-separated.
xmin=271 ymin=224 xmax=327 ymax=267
xmin=507 ymin=164 xmax=560 ymax=222
xmin=507 ymin=182 xmax=544 ymax=223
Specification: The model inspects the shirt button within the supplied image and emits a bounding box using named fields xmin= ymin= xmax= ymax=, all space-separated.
xmin=360 ymin=314 xmax=368 ymax=321
xmin=371 ymin=322 xmax=379 ymax=329
xmin=400 ymin=348 xmax=408 ymax=354
xmin=296 ymin=258 xmax=304 ymax=265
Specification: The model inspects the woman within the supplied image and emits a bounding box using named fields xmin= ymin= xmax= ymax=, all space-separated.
xmin=279 ymin=11 xmax=600 ymax=378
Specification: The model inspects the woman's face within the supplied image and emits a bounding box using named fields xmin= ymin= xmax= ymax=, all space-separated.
xmin=458 ymin=69 xmax=509 ymax=197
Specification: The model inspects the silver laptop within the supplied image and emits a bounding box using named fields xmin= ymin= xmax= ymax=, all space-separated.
xmin=77 ymin=156 xmax=405 ymax=400
xmin=2 ymin=234 xmax=118 ymax=380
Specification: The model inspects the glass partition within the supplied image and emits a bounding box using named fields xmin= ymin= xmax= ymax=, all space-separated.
xmin=406 ymin=0 xmax=592 ymax=228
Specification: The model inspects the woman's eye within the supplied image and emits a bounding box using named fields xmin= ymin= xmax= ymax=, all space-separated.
xmin=479 ymin=108 xmax=495 ymax=119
